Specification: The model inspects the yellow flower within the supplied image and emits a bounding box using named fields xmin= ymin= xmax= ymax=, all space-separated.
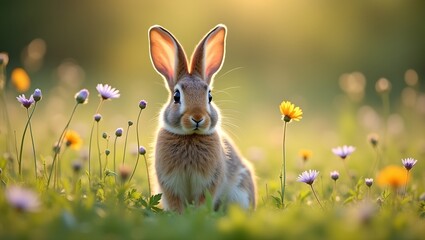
xmin=11 ymin=68 xmax=30 ymax=92
xmin=279 ymin=101 xmax=303 ymax=122
xmin=64 ymin=130 xmax=82 ymax=150
xmin=299 ymin=149 xmax=312 ymax=162
xmin=377 ymin=165 xmax=408 ymax=189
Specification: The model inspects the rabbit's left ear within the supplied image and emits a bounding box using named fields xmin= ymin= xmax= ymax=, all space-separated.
xmin=190 ymin=24 xmax=227 ymax=84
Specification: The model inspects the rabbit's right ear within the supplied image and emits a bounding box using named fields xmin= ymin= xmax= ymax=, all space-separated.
xmin=149 ymin=26 xmax=188 ymax=90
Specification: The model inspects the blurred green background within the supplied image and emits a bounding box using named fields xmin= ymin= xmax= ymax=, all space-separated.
xmin=1 ymin=0 xmax=424 ymax=183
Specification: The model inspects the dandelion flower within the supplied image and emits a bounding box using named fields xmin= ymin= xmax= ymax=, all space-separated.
xmin=64 ymin=130 xmax=82 ymax=150
xmin=297 ymin=169 xmax=319 ymax=185
xmin=279 ymin=101 xmax=303 ymax=122
xmin=402 ymin=158 xmax=417 ymax=171
xmin=16 ymin=94 xmax=35 ymax=109
xmin=96 ymin=84 xmax=120 ymax=100
xmin=299 ymin=149 xmax=312 ymax=163
xmin=6 ymin=186 xmax=40 ymax=212
xmin=332 ymin=145 xmax=355 ymax=159
xmin=377 ymin=165 xmax=407 ymax=189
xmin=11 ymin=68 xmax=30 ymax=92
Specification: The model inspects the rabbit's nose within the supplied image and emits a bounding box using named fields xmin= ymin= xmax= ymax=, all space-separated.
xmin=191 ymin=117 xmax=204 ymax=124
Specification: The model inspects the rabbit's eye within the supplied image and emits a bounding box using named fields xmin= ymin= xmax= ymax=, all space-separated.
xmin=208 ymin=91 xmax=212 ymax=103
xmin=173 ymin=90 xmax=181 ymax=104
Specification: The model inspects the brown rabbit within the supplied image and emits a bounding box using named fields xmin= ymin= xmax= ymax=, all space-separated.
xmin=148 ymin=24 xmax=256 ymax=212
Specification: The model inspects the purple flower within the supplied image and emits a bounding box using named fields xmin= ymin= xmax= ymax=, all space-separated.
xmin=330 ymin=171 xmax=339 ymax=181
xmin=75 ymin=89 xmax=89 ymax=104
xmin=33 ymin=88 xmax=42 ymax=102
xmin=138 ymin=146 xmax=146 ymax=155
xmin=402 ymin=158 xmax=417 ymax=171
xmin=16 ymin=94 xmax=35 ymax=109
xmin=94 ymin=114 xmax=102 ymax=122
xmin=332 ymin=145 xmax=355 ymax=159
xmin=115 ymin=128 xmax=123 ymax=137
xmin=96 ymin=84 xmax=120 ymax=100
xmin=5 ymin=186 xmax=40 ymax=212
xmin=297 ymin=169 xmax=319 ymax=185
xmin=365 ymin=178 xmax=373 ymax=187
xmin=139 ymin=100 xmax=147 ymax=109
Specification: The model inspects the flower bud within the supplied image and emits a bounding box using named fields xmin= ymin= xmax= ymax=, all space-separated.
xmin=139 ymin=100 xmax=147 ymax=109
xmin=115 ymin=128 xmax=123 ymax=137
xmin=138 ymin=146 xmax=146 ymax=155
xmin=94 ymin=114 xmax=102 ymax=122
xmin=75 ymin=89 xmax=89 ymax=104
xmin=33 ymin=89 xmax=42 ymax=102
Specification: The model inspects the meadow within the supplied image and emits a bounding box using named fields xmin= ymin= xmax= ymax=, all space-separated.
xmin=1 ymin=1 xmax=425 ymax=239
xmin=1 ymin=51 xmax=425 ymax=239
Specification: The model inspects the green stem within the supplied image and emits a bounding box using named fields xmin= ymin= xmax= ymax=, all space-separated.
xmin=113 ymin=136 xmax=118 ymax=176
xmin=88 ymin=100 xmax=104 ymax=184
xmin=18 ymin=104 xmax=37 ymax=176
xmin=47 ymin=103 xmax=79 ymax=188
xmin=27 ymin=105 xmax=38 ymax=179
xmin=280 ymin=122 xmax=287 ymax=208
xmin=122 ymin=124 xmax=131 ymax=165
xmin=310 ymin=185 xmax=324 ymax=210
xmin=96 ymin=121 xmax=102 ymax=179
xmin=129 ymin=110 xmax=142 ymax=182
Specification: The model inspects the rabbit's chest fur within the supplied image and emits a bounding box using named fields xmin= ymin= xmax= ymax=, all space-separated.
xmin=155 ymin=128 xmax=226 ymax=200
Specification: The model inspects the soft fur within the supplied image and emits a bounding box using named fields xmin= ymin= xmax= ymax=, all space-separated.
xmin=148 ymin=24 xmax=256 ymax=212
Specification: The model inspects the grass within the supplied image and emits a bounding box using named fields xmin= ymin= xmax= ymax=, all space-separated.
xmin=1 ymin=66 xmax=425 ymax=239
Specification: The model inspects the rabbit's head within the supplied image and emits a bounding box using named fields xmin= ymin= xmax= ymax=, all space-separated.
xmin=149 ymin=25 xmax=226 ymax=135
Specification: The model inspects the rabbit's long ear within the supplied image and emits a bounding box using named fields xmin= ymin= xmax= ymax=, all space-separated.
xmin=190 ymin=24 xmax=226 ymax=84
xmin=149 ymin=25 xmax=188 ymax=90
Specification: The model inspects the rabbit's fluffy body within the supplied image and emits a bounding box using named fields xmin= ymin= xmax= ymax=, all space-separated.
xmin=149 ymin=24 xmax=256 ymax=212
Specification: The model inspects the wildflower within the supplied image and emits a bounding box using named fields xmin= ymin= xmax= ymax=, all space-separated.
xmin=367 ymin=133 xmax=379 ymax=148
xmin=402 ymin=158 xmax=417 ymax=171
xmin=33 ymin=88 xmax=42 ymax=102
xmin=297 ymin=170 xmax=323 ymax=210
xmin=279 ymin=101 xmax=303 ymax=122
xmin=330 ymin=171 xmax=339 ymax=181
xmin=332 ymin=145 xmax=355 ymax=159
xmin=128 ymin=120 xmax=133 ymax=126
xmin=11 ymin=68 xmax=30 ymax=92
xmin=102 ymin=132 xmax=108 ymax=139
xmin=75 ymin=89 xmax=89 ymax=104
xmin=119 ymin=165 xmax=131 ymax=182
xmin=0 ymin=52 xmax=9 ymax=66
xmin=96 ymin=84 xmax=120 ymax=100
xmin=299 ymin=149 xmax=312 ymax=163
xmin=375 ymin=78 xmax=391 ymax=94
xmin=6 ymin=186 xmax=40 ymax=212
xmin=94 ymin=114 xmax=102 ymax=122
xmin=64 ymin=130 xmax=82 ymax=150
xmin=72 ymin=160 xmax=82 ymax=173
xmin=139 ymin=100 xmax=147 ymax=109
xmin=365 ymin=178 xmax=373 ymax=187
xmin=115 ymin=128 xmax=123 ymax=137
xmin=16 ymin=94 xmax=35 ymax=109
xmin=105 ymin=149 xmax=111 ymax=156
xmin=138 ymin=146 xmax=146 ymax=155
xmin=377 ymin=165 xmax=407 ymax=189
xmin=297 ymin=170 xmax=319 ymax=185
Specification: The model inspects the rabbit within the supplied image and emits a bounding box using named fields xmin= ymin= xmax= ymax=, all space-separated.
xmin=148 ymin=24 xmax=256 ymax=212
